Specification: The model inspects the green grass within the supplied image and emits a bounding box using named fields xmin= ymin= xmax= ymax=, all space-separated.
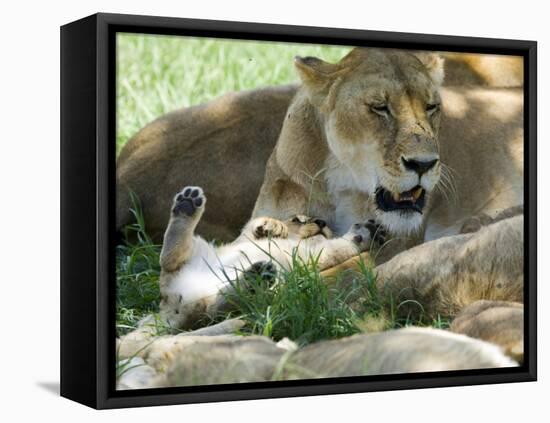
xmin=220 ymin=252 xmax=364 ymax=346
xmin=115 ymin=198 xmax=450 ymax=342
xmin=116 ymin=194 xmax=161 ymax=336
xmin=116 ymin=33 xmax=351 ymax=153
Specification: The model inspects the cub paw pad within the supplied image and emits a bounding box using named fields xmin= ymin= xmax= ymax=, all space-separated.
xmin=173 ymin=186 xmax=206 ymax=216
xmin=364 ymin=220 xmax=387 ymax=246
xmin=242 ymin=261 xmax=278 ymax=291
xmin=349 ymin=220 xmax=387 ymax=249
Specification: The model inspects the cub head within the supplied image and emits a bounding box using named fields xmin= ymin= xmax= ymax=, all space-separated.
xmin=285 ymin=215 xmax=333 ymax=239
xmin=295 ymin=48 xmax=444 ymax=234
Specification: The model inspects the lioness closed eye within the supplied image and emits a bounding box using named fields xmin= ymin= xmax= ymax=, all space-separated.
xmin=157 ymin=186 xmax=386 ymax=330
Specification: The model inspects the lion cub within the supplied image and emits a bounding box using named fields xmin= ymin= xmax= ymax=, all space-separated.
xmin=157 ymin=186 xmax=385 ymax=330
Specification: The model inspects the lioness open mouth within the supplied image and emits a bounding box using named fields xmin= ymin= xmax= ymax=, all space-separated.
xmin=375 ymin=186 xmax=426 ymax=214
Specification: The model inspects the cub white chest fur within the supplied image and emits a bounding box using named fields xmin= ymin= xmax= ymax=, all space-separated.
xmin=164 ymin=234 xmax=330 ymax=305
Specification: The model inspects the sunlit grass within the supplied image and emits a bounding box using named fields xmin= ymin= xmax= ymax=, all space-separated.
xmin=116 ymin=33 xmax=351 ymax=153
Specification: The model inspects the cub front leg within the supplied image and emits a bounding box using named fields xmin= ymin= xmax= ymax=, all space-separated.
xmin=237 ymin=217 xmax=289 ymax=242
xmin=314 ymin=220 xmax=387 ymax=270
xmin=160 ymin=186 xmax=206 ymax=272
xmin=345 ymin=220 xmax=387 ymax=248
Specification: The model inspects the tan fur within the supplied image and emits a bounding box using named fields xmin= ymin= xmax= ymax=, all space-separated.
xmin=322 ymin=215 xmax=524 ymax=338
xmin=116 ymin=318 xmax=246 ymax=367
xmin=378 ymin=216 xmax=523 ymax=316
xmin=287 ymin=327 xmax=517 ymax=378
xmin=443 ymin=53 xmax=523 ymax=87
xmin=323 ymin=215 xmax=523 ymax=325
xmin=317 ymin=211 xmax=525 ymax=361
xmin=117 ymin=327 xmax=516 ymax=389
xmin=459 ymin=205 xmax=523 ymax=234
xmin=116 ymin=85 xmax=298 ymax=241
xmin=450 ymin=300 xmax=524 ymax=363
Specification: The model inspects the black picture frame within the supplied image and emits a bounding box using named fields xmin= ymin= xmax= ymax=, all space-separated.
xmin=60 ymin=12 xmax=537 ymax=409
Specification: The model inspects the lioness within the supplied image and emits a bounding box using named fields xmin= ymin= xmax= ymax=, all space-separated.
xmin=116 ymin=49 xmax=523 ymax=246
xmin=252 ymin=48 xmax=523 ymax=246
xmin=158 ymin=185 xmax=385 ymax=330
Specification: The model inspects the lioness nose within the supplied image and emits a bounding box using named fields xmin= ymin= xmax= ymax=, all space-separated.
xmin=402 ymin=157 xmax=439 ymax=177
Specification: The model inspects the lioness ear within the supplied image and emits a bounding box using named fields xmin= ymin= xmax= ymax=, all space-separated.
xmin=414 ymin=52 xmax=445 ymax=86
xmin=294 ymin=56 xmax=340 ymax=105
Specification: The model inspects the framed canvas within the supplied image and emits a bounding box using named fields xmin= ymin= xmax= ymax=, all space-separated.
xmin=60 ymin=13 xmax=537 ymax=409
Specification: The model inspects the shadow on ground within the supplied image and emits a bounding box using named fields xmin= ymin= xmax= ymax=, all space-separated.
xmin=36 ymin=381 xmax=60 ymax=396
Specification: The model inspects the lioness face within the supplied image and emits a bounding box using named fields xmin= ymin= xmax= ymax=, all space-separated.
xmin=295 ymin=48 xmax=444 ymax=235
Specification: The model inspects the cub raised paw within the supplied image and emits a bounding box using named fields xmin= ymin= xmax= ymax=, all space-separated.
xmin=253 ymin=217 xmax=289 ymax=239
xmin=345 ymin=220 xmax=387 ymax=251
xmin=364 ymin=219 xmax=387 ymax=246
xmin=172 ymin=186 xmax=206 ymax=218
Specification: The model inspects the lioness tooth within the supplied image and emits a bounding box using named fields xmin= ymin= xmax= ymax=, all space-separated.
xmin=392 ymin=192 xmax=400 ymax=202
xmin=413 ymin=187 xmax=423 ymax=200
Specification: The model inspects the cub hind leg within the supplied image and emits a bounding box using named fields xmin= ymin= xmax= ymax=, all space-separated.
xmin=160 ymin=186 xmax=206 ymax=272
